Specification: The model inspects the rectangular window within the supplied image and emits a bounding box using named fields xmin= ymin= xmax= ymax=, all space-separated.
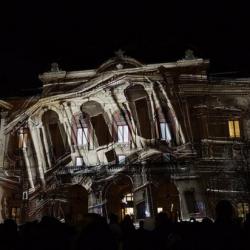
xmin=77 ymin=127 xmax=88 ymax=145
xmin=135 ymin=98 xmax=151 ymax=139
xmin=228 ymin=120 xmax=240 ymax=138
xmin=19 ymin=133 xmax=28 ymax=148
xmin=118 ymin=125 xmax=129 ymax=143
xmin=124 ymin=207 xmax=134 ymax=216
xmin=237 ymin=202 xmax=249 ymax=219
xmin=105 ymin=149 xmax=116 ymax=163
xmin=122 ymin=193 xmax=133 ymax=203
xmin=22 ymin=191 xmax=28 ymax=200
xmin=76 ymin=157 xmax=84 ymax=166
xmin=157 ymin=207 xmax=163 ymax=213
xmin=118 ymin=155 xmax=126 ymax=164
xmin=160 ymin=123 xmax=171 ymax=141
xmin=18 ymin=128 xmax=28 ymax=149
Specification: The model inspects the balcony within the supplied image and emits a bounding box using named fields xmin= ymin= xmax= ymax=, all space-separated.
xmin=199 ymin=139 xmax=244 ymax=160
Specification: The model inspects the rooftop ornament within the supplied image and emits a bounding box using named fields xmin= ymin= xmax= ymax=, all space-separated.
xmin=114 ymin=49 xmax=126 ymax=69
xmin=184 ymin=49 xmax=196 ymax=60
xmin=114 ymin=49 xmax=125 ymax=59
xmin=50 ymin=62 xmax=60 ymax=72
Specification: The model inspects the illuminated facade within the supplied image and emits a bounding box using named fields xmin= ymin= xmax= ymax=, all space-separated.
xmin=0 ymin=53 xmax=250 ymax=223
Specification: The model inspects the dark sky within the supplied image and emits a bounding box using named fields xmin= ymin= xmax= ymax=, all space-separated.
xmin=0 ymin=1 xmax=249 ymax=97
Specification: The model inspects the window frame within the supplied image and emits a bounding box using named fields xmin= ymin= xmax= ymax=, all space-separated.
xmin=160 ymin=122 xmax=172 ymax=141
xmin=18 ymin=127 xmax=28 ymax=149
xmin=117 ymin=125 xmax=129 ymax=143
xmin=75 ymin=156 xmax=84 ymax=167
xmin=118 ymin=155 xmax=126 ymax=164
xmin=228 ymin=120 xmax=241 ymax=138
xmin=77 ymin=127 xmax=88 ymax=146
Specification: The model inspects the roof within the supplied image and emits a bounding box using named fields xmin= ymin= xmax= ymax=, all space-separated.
xmin=0 ymin=100 xmax=13 ymax=110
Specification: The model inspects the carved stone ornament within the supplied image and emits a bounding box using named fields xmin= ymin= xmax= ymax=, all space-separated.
xmin=185 ymin=49 xmax=195 ymax=60
xmin=51 ymin=62 xmax=60 ymax=72
xmin=114 ymin=49 xmax=125 ymax=58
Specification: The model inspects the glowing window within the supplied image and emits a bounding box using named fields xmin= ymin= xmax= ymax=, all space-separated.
xmin=118 ymin=125 xmax=129 ymax=143
xmin=118 ymin=155 xmax=126 ymax=164
xmin=125 ymin=193 xmax=133 ymax=201
xmin=124 ymin=207 xmax=134 ymax=215
xmin=76 ymin=157 xmax=84 ymax=166
xmin=160 ymin=123 xmax=171 ymax=141
xmin=228 ymin=120 xmax=240 ymax=138
xmin=157 ymin=207 xmax=163 ymax=213
xmin=237 ymin=203 xmax=249 ymax=218
xmin=122 ymin=193 xmax=133 ymax=203
xmin=18 ymin=128 xmax=28 ymax=148
xmin=77 ymin=127 xmax=88 ymax=145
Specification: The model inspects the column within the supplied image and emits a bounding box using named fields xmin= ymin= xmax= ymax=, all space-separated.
xmin=147 ymin=90 xmax=157 ymax=141
xmin=60 ymin=102 xmax=75 ymax=153
xmin=142 ymin=166 xmax=155 ymax=218
xmin=0 ymin=111 xmax=8 ymax=167
xmin=123 ymin=102 xmax=141 ymax=148
xmin=40 ymin=125 xmax=52 ymax=169
xmin=28 ymin=120 xmax=45 ymax=187
xmin=22 ymin=148 xmax=35 ymax=189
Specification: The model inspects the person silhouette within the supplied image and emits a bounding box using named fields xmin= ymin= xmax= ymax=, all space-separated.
xmin=212 ymin=200 xmax=243 ymax=250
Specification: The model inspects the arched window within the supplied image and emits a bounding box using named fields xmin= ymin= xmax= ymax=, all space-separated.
xmin=79 ymin=101 xmax=113 ymax=147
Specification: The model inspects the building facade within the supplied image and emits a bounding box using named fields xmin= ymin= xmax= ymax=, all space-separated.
xmin=0 ymin=53 xmax=250 ymax=224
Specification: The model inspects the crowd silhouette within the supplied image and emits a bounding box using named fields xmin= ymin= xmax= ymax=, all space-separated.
xmin=0 ymin=200 xmax=249 ymax=250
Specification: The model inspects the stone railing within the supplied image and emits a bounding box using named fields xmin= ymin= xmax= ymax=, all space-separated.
xmin=199 ymin=139 xmax=244 ymax=160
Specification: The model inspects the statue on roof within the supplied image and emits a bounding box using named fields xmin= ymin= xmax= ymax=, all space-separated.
xmin=185 ymin=49 xmax=196 ymax=60
xmin=51 ymin=62 xmax=60 ymax=72
xmin=114 ymin=49 xmax=125 ymax=59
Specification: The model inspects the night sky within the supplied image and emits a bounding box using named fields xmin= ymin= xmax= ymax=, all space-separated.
xmin=0 ymin=1 xmax=249 ymax=97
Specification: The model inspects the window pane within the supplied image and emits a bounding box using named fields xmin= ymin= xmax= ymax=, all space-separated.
xmin=125 ymin=207 xmax=134 ymax=215
xmin=118 ymin=155 xmax=126 ymax=164
xmin=105 ymin=149 xmax=116 ymax=163
xmin=165 ymin=123 xmax=172 ymax=141
xmin=76 ymin=157 xmax=83 ymax=166
xmin=77 ymin=128 xmax=83 ymax=145
xmin=228 ymin=121 xmax=235 ymax=138
xmin=124 ymin=125 xmax=129 ymax=142
xmin=118 ymin=126 xmax=123 ymax=143
xmin=157 ymin=207 xmax=163 ymax=213
xmin=19 ymin=134 xmax=24 ymax=148
xmin=19 ymin=129 xmax=28 ymax=149
xmin=160 ymin=123 xmax=166 ymax=140
xmin=83 ymin=127 xmax=88 ymax=145
xmin=234 ymin=121 xmax=240 ymax=137
xmin=125 ymin=193 xmax=133 ymax=201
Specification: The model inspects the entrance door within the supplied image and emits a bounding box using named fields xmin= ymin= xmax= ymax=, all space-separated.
xmin=152 ymin=179 xmax=180 ymax=221
xmin=105 ymin=176 xmax=133 ymax=222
